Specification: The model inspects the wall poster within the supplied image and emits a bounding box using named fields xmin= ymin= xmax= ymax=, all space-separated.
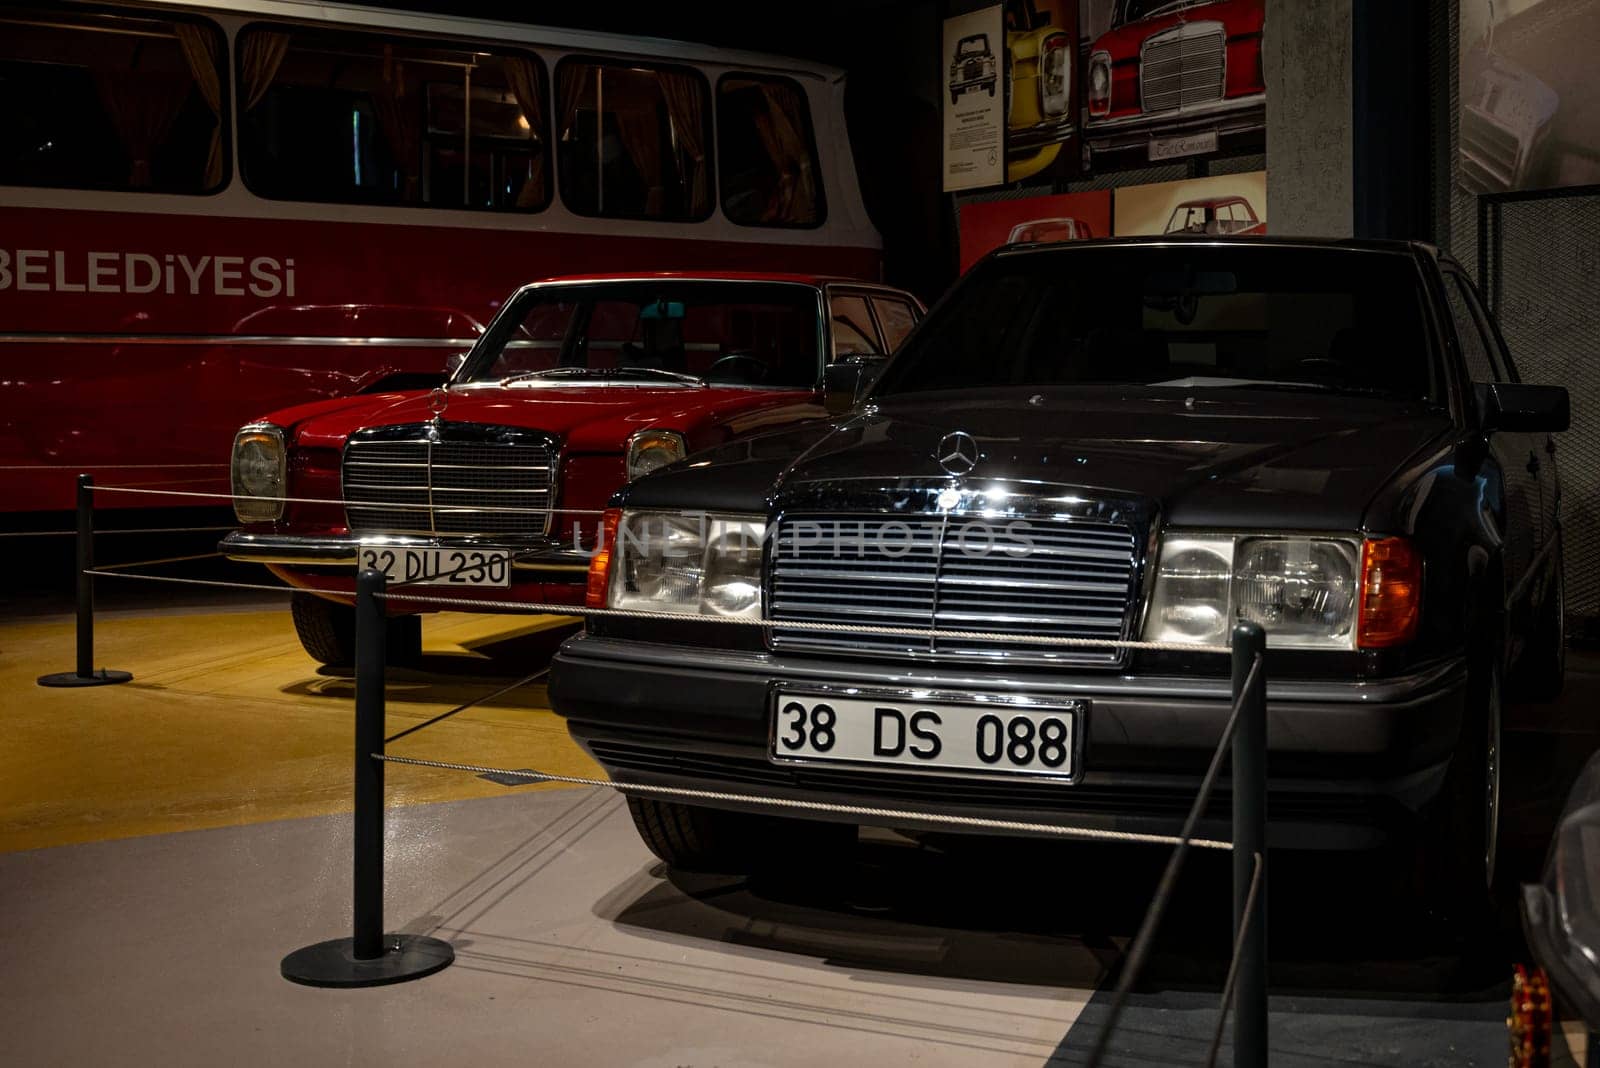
xmin=985 ymin=0 xmax=1269 ymax=186
xmin=942 ymin=5 xmax=1007 ymax=191
xmin=1458 ymin=0 xmax=1600 ymax=192
xmin=1111 ymin=170 xmax=1267 ymax=236
xmin=958 ymin=190 xmax=1112 ymax=271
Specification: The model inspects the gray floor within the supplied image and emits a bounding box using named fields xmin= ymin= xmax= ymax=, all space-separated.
xmin=10 ymin=651 xmax=1599 ymax=1066
xmin=1 ymin=783 xmax=1521 ymax=1067
xmin=2 ymin=789 xmax=1092 ymax=1066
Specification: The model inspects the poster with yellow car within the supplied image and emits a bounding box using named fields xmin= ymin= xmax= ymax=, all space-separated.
xmin=1005 ymin=0 xmax=1080 ymax=182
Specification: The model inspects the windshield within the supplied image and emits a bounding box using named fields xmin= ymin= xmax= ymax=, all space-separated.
xmin=871 ymin=245 xmax=1442 ymax=402
xmin=460 ymin=281 xmax=822 ymax=388
xmin=958 ymin=35 xmax=989 ymax=55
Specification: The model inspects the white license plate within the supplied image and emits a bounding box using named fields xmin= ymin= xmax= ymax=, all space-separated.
xmin=1149 ymin=129 xmax=1218 ymax=161
xmin=770 ymin=691 xmax=1084 ymax=780
xmin=355 ymin=546 xmax=511 ymax=587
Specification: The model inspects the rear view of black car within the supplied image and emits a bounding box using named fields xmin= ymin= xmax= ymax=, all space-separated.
xmin=549 ymin=237 xmax=1569 ymax=915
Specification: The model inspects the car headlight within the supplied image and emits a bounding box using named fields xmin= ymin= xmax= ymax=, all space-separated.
xmin=627 ymin=429 xmax=686 ymax=481
xmin=231 ymin=423 xmax=286 ymax=522
xmin=607 ymin=510 xmax=765 ymax=619
xmin=1088 ymin=51 xmax=1112 ymax=116
xmin=1143 ymin=533 xmax=1370 ymax=650
xmin=1041 ymin=33 xmax=1071 ymax=116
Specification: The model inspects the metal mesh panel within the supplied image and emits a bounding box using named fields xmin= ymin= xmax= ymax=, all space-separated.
xmin=1487 ymin=192 xmax=1600 ymax=623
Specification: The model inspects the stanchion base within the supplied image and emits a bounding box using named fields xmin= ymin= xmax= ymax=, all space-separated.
xmin=37 ymin=669 xmax=133 ymax=688
xmin=281 ymin=934 xmax=453 ymax=988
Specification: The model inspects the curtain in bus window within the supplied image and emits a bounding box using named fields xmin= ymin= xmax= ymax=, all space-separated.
xmin=718 ymin=76 xmax=822 ymax=227
xmin=658 ymin=70 xmax=709 ymax=217
xmin=174 ymin=25 xmax=223 ymax=188
xmin=0 ymin=8 xmax=225 ymax=194
xmin=237 ymin=27 xmax=545 ymax=213
xmin=371 ymin=47 xmax=420 ymax=201
xmin=613 ymin=104 xmax=664 ymax=215
xmin=238 ymin=31 xmax=289 ymax=111
xmin=502 ymin=55 xmax=545 ymax=208
xmin=556 ymin=59 xmax=710 ymax=222
xmin=94 ymin=69 xmax=189 ymax=187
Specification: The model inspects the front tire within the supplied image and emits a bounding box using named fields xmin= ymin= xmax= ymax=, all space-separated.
xmin=289 ymin=592 xmax=422 ymax=668
xmin=626 ymin=796 xmax=854 ymax=875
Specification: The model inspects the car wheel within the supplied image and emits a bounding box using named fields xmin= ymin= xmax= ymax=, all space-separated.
xmin=1517 ymin=539 xmax=1566 ymax=702
xmin=289 ymin=592 xmax=422 ymax=668
xmin=986 ymin=84 xmax=995 ymax=96
xmin=1417 ymin=649 xmax=1503 ymax=925
xmin=950 ymin=89 xmax=959 ymax=106
xmin=626 ymin=796 xmax=854 ymax=875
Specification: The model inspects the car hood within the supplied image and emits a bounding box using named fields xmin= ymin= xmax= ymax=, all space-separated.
xmin=274 ymin=384 xmax=821 ymax=453
xmin=1094 ymin=0 xmax=1265 ymax=61
xmin=627 ymin=387 xmax=1453 ymax=530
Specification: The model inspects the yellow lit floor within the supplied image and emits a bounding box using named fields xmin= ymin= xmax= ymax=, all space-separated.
xmin=0 ymin=604 xmax=595 ymax=853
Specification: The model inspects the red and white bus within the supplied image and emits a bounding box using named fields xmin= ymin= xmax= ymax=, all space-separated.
xmin=0 ymin=0 xmax=883 ymax=516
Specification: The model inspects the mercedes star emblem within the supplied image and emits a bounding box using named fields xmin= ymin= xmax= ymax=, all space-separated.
xmin=428 ymin=386 xmax=450 ymax=419
xmin=936 ymin=430 xmax=980 ymax=477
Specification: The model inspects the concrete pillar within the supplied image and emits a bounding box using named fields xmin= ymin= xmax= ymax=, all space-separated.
xmin=1264 ymin=0 xmax=1354 ymax=236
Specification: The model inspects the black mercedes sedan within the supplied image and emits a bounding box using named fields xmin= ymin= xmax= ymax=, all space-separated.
xmin=549 ymin=237 xmax=1569 ymax=912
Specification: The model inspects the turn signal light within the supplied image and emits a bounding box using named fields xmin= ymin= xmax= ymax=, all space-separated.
xmin=1356 ymin=537 xmax=1421 ymax=648
xmin=585 ymin=508 xmax=621 ymax=609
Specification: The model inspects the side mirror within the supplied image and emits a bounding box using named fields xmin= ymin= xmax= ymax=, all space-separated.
xmin=1480 ymin=382 xmax=1570 ymax=433
xmin=823 ymin=353 xmax=887 ymax=414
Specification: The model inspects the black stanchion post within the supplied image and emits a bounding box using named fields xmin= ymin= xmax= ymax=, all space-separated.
xmin=38 ymin=473 xmax=132 ymax=688
xmin=281 ymin=569 xmax=453 ymax=987
xmin=1231 ymin=621 xmax=1268 ymax=1068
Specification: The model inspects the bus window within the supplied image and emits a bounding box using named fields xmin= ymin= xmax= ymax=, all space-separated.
xmin=237 ymin=25 xmax=550 ymax=212
xmin=556 ymin=58 xmax=712 ymax=222
xmin=718 ymin=74 xmax=824 ymax=227
xmin=0 ymin=7 xmax=226 ymax=194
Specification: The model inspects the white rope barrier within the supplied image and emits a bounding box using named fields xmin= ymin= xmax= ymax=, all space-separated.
xmin=84 ymin=565 xmax=1227 ymax=654
xmin=87 ymin=483 xmax=607 ymax=517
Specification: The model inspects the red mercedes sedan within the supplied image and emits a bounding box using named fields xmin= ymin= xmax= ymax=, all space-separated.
xmin=221 ymin=272 xmax=922 ymax=665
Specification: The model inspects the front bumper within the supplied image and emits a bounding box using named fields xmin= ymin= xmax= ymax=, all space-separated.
xmin=220 ymin=530 xmax=589 ymax=609
xmin=1085 ymin=92 xmax=1266 ymax=159
xmin=950 ymin=73 xmax=997 ymax=93
xmin=1009 ymin=114 xmax=1077 ymax=152
xmin=550 ymin=637 xmax=1469 ymax=850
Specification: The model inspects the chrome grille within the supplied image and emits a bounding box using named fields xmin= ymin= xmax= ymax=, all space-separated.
xmin=343 ymin=427 xmax=553 ymax=537
xmin=769 ymin=514 xmax=1139 ymax=665
xmin=1139 ymin=23 xmax=1225 ymax=114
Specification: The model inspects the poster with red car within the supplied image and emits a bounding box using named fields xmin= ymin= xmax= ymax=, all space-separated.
xmin=957 ymin=190 xmax=1112 ymax=271
xmin=972 ymin=0 xmax=1269 ymax=186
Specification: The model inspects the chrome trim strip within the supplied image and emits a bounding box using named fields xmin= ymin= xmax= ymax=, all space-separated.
xmin=0 ymin=333 xmax=481 ymax=347
xmin=1083 ymin=90 xmax=1264 ymax=133
xmin=220 ymin=530 xmax=590 ymax=574
xmin=562 ymin=635 xmax=1471 ymax=706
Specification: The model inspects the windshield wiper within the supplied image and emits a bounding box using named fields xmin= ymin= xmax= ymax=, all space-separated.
xmin=499 ymin=365 xmax=704 ymax=387
xmin=498 ymin=366 xmax=595 ymax=386
xmin=1148 ymin=376 xmax=1394 ymax=396
xmin=605 ymin=367 xmax=705 ymax=385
